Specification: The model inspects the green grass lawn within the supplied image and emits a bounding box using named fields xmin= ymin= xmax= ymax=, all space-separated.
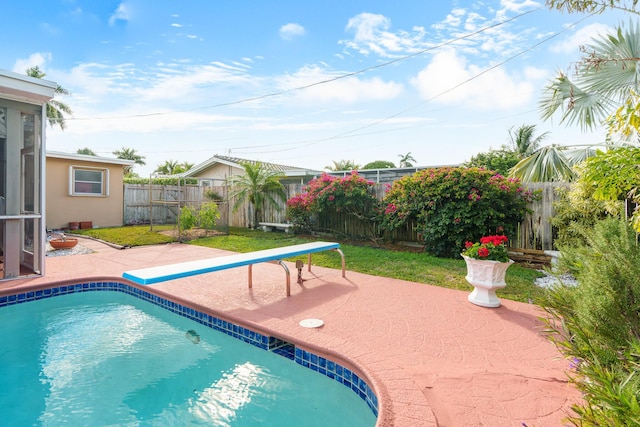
xmin=73 ymin=225 xmax=545 ymax=304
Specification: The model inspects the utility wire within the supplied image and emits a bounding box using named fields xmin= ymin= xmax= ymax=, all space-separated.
xmin=233 ymin=13 xmax=595 ymax=155
xmin=66 ymin=6 xmax=542 ymax=121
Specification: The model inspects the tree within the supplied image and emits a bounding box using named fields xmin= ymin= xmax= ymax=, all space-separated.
xmin=398 ymin=152 xmax=416 ymax=167
xmin=325 ymin=160 xmax=360 ymax=171
xmin=25 ymin=66 xmax=73 ymax=130
xmin=547 ymin=0 xmax=640 ymax=14
xmin=227 ymin=161 xmax=286 ymax=228
xmin=463 ymin=149 xmax=521 ymax=176
xmin=540 ymin=22 xmax=640 ymax=135
xmin=508 ymin=124 xmax=549 ymax=158
xmin=113 ymin=147 xmax=146 ymax=174
xmin=76 ymin=147 xmax=96 ymax=156
xmin=362 ymin=160 xmax=395 ymax=169
xmin=154 ymin=160 xmax=193 ymax=175
xmin=511 ymin=22 xmax=640 ymax=182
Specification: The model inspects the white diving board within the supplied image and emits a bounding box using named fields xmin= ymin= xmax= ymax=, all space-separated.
xmin=122 ymin=241 xmax=345 ymax=297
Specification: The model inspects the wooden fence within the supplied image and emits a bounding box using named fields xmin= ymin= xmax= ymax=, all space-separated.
xmin=124 ymin=182 xmax=566 ymax=250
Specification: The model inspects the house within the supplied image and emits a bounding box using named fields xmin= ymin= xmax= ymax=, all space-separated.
xmin=182 ymin=154 xmax=320 ymax=186
xmin=0 ymin=69 xmax=56 ymax=280
xmin=46 ymin=151 xmax=134 ymax=230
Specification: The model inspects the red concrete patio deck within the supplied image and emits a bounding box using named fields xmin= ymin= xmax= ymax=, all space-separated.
xmin=4 ymin=238 xmax=580 ymax=426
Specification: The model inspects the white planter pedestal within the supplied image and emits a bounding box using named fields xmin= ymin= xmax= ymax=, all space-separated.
xmin=462 ymin=255 xmax=514 ymax=308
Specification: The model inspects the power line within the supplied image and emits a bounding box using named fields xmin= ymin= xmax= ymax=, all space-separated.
xmin=232 ymin=13 xmax=595 ymax=156
xmin=65 ymin=6 xmax=542 ymax=122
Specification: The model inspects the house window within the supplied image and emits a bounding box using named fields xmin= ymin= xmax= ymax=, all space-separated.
xmin=69 ymin=166 xmax=109 ymax=196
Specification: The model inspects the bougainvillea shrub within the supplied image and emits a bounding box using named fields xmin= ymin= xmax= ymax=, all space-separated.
xmin=286 ymin=172 xmax=379 ymax=234
xmin=380 ymin=167 xmax=536 ymax=257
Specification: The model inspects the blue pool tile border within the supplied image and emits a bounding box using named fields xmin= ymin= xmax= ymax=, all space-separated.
xmin=0 ymin=281 xmax=378 ymax=418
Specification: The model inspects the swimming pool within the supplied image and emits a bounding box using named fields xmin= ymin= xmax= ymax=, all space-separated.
xmin=0 ymin=282 xmax=378 ymax=426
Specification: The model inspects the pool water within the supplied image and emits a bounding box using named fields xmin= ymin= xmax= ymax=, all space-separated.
xmin=0 ymin=291 xmax=376 ymax=426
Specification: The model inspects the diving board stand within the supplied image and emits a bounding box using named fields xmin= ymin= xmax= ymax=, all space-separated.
xmin=122 ymin=241 xmax=345 ymax=297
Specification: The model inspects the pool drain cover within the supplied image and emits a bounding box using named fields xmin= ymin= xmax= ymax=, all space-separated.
xmin=299 ymin=318 xmax=324 ymax=328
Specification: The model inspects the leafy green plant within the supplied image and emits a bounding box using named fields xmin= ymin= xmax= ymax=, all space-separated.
xmin=550 ymin=164 xmax=622 ymax=248
xmin=541 ymin=218 xmax=640 ymax=425
xmin=198 ymin=202 xmax=220 ymax=229
xmin=381 ymin=167 xmax=536 ymax=257
xmin=179 ymin=205 xmax=198 ymax=230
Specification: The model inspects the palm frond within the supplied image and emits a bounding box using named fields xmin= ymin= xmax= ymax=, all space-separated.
xmin=509 ymin=146 xmax=575 ymax=182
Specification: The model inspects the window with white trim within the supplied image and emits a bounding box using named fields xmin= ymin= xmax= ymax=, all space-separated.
xmin=69 ymin=166 xmax=109 ymax=196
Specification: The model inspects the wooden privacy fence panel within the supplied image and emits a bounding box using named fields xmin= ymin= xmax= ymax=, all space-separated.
xmin=513 ymin=182 xmax=568 ymax=251
xmin=124 ymin=184 xmax=231 ymax=228
xmin=123 ymin=182 xmax=565 ymax=250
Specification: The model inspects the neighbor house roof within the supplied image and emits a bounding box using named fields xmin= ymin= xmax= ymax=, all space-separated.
xmin=47 ymin=151 xmax=135 ymax=166
xmin=182 ymin=154 xmax=319 ymax=178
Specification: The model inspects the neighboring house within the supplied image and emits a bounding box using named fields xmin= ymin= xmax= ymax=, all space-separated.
xmin=46 ymin=151 xmax=134 ymax=230
xmin=325 ymin=164 xmax=459 ymax=184
xmin=0 ymin=69 xmax=56 ymax=280
xmin=182 ymin=154 xmax=320 ymax=186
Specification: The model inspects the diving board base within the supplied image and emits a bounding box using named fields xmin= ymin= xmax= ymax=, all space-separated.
xmin=122 ymin=241 xmax=345 ymax=297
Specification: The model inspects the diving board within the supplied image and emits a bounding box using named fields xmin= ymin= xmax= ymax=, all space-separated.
xmin=122 ymin=241 xmax=345 ymax=297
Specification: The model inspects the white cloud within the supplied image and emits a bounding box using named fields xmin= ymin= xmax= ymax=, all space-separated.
xmin=279 ymin=23 xmax=305 ymax=40
xmin=12 ymin=52 xmax=52 ymax=74
xmin=278 ymin=65 xmax=404 ymax=104
xmin=498 ymin=0 xmax=542 ymax=15
xmin=411 ymin=49 xmax=535 ymax=110
xmin=432 ymin=8 xmax=466 ymax=30
xmin=341 ymin=13 xmax=431 ymax=57
xmin=109 ymin=3 xmax=130 ymax=26
xmin=550 ymin=23 xmax=613 ymax=54
xmin=171 ymin=23 xmax=183 ymax=28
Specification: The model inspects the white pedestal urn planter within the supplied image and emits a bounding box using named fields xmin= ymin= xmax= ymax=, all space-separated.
xmin=462 ymin=255 xmax=514 ymax=308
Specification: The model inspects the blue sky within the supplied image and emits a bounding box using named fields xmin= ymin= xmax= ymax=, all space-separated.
xmin=2 ymin=1 xmax=629 ymax=175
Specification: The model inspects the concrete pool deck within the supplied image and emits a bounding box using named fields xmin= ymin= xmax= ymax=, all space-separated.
xmin=5 ymin=237 xmax=580 ymax=426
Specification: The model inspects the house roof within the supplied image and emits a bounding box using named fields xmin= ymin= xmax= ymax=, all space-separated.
xmin=183 ymin=154 xmax=319 ymax=177
xmin=0 ymin=68 xmax=57 ymax=105
xmin=46 ymin=151 xmax=135 ymax=166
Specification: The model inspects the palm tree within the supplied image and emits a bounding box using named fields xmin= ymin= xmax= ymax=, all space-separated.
xmin=508 ymin=125 xmax=549 ymax=158
xmin=154 ymin=160 xmax=181 ymax=175
xmin=398 ymin=152 xmax=416 ymax=167
xmin=325 ymin=160 xmax=360 ymax=171
xmin=26 ymin=66 xmax=73 ymax=130
xmin=113 ymin=147 xmax=146 ymax=174
xmin=227 ymin=161 xmax=286 ymax=229
xmin=180 ymin=162 xmax=194 ymax=172
xmin=511 ymin=22 xmax=640 ymax=182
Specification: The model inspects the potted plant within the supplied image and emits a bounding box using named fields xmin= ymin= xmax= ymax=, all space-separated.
xmin=49 ymin=233 xmax=78 ymax=250
xmin=461 ymin=235 xmax=513 ymax=307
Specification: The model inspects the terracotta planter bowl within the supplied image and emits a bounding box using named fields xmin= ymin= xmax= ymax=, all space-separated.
xmin=49 ymin=238 xmax=78 ymax=250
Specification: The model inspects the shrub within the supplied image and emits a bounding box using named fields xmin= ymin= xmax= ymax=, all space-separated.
xmin=286 ymin=193 xmax=315 ymax=233
xmin=540 ymin=218 xmax=640 ymax=425
xmin=179 ymin=205 xmax=198 ymax=230
xmin=550 ymin=166 xmax=622 ymax=248
xmin=198 ymin=202 xmax=221 ymax=229
xmin=380 ymin=167 xmax=535 ymax=257
xmin=124 ymin=177 xmax=198 ymax=185
xmin=286 ymin=172 xmax=379 ymax=236
xmin=180 ymin=203 xmax=221 ymax=231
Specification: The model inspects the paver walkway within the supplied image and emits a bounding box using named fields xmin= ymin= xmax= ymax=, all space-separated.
xmin=3 ymin=237 xmax=580 ymax=426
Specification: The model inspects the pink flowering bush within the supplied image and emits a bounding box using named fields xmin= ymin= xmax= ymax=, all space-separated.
xmin=286 ymin=172 xmax=379 ymax=235
xmin=380 ymin=167 xmax=537 ymax=257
